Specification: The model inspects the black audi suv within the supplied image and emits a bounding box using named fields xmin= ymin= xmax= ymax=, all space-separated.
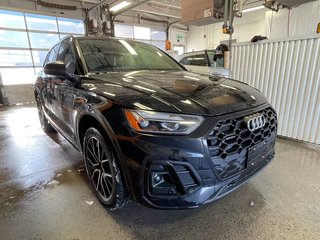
xmin=34 ymin=36 xmax=277 ymax=209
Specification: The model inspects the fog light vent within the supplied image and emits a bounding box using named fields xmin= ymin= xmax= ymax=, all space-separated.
xmin=152 ymin=173 xmax=163 ymax=186
xmin=149 ymin=165 xmax=177 ymax=195
xmin=173 ymin=164 xmax=198 ymax=192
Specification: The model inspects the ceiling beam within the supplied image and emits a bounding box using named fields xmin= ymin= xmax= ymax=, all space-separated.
xmin=149 ymin=1 xmax=181 ymax=10
xmin=133 ymin=8 xmax=181 ymax=19
xmin=81 ymin=0 xmax=101 ymax=3
xmin=67 ymin=0 xmax=102 ymax=4
xmin=112 ymin=0 xmax=152 ymax=16
xmin=87 ymin=0 xmax=110 ymax=12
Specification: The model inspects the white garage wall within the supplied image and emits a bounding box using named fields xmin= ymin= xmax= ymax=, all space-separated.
xmin=187 ymin=1 xmax=320 ymax=51
xmin=266 ymin=1 xmax=320 ymax=39
xmin=186 ymin=9 xmax=267 ymax=52
xmin=186 ymin=25 xmax=206 ymax=52
xmin=231 ymin=36 xmax=320 ymax=145
xmin=186 ymin=2 xmax=320 ymax=144
xmin=203 ymin=10 xmax=266 ymax=50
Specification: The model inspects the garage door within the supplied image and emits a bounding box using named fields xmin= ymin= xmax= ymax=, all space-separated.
xmin=0 ymin=9 xmax=85 ymax=103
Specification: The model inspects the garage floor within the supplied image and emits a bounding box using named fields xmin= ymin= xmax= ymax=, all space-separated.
xmin=0 ymin=105 xmax=319 ymax=240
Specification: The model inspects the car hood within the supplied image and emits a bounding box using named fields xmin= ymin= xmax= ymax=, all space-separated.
xmin=80 ymin=70 xmax=268 ymax=116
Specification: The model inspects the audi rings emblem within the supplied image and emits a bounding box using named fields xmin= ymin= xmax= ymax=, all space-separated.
xmin=244 ymin=114 xmax=266 ymax=132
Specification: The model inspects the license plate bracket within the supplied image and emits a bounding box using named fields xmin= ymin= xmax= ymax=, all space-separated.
xmin=247 ymin=140 xmax=268 ymax=167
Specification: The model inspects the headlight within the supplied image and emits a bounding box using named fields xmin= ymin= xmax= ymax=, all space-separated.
xmin=124 ymin=109 xmax=204 ymax=135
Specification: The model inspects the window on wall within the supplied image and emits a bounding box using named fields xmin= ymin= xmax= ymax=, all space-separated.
xmin=0 ymin=9 xmax=85 ymax=85
xmin=0 ymin=9 xmax=25 ymax=29
xmin=115 ymin=25 xmax=134 ymax=38
xmin=134 ymin=26 xmax=151 ymax=40
xmin=114 ymin=24 xmax=166 ymax=51
xmin=25 ymin=13 xmax=58 ymax=32
xmin=0 ymin=30 xmax=29 ymax=48
xmin=0 ymin=50 xmax=33 ymax=66
xmin=151 ymin=29 xmax=166 ymax=41
xmin=57 ymin=17 xmax=85 ymax=34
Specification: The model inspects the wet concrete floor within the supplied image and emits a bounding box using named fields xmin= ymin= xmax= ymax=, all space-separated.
xmin=0 ymin=105 xmax=319 ymax=240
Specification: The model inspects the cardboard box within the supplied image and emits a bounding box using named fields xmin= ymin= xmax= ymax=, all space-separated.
xmin=181 ymin=0 xmax=224 ymax=26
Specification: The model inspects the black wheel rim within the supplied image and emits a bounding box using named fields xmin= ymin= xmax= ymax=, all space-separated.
xmin=85 ymin=136 xmax=115 ymax=202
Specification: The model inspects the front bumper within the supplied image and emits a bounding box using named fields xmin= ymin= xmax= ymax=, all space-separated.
xmin=143 ymin=151 xmax=274 ymax=209
xmin=116 ymin=105 xmax=277 ymax=209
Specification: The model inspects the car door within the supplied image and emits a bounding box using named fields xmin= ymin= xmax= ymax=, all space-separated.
xmin=51 ymin=40 xmax=78 ymax=143
xmin=41 ymin=43 xmax=60 ymax=120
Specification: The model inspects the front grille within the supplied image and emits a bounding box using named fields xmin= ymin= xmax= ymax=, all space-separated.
xmin=207 ymin=108 xmax=277 ymax=179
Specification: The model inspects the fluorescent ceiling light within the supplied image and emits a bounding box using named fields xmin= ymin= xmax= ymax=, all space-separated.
xmin=242 ymin=5 xmax=265 ymax=13
xmin=110 ymin=1 xmax=131 ymax=12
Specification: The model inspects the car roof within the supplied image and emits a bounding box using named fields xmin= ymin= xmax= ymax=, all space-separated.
xmin=60 ymin=35 xmax=143 ymax=44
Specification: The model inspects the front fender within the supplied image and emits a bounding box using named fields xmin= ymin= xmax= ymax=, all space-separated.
xmin=74 ymin=98 xmax=134 ymax=198
xmin=75 ymin=101 xmax=116 ymax=152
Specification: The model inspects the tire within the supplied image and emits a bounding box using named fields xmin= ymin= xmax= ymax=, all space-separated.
xmin=35 ymin=95 xmax=56 ymax=133
xmin=83 ymin=127 xmax=128 ymax=210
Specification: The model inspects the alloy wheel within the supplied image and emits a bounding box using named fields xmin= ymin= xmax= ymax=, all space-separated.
xmin=85 ymin=136 xmax=115 ymax=202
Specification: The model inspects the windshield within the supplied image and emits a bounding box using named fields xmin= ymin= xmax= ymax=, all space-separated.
xmin=77 ymin=38 xmax=183 ymax=73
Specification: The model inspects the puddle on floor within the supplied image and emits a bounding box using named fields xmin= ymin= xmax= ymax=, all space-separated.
xmin=0 ymin=162 xmax=87 ymax=211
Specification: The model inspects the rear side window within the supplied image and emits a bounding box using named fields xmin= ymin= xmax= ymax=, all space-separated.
xmin=189 ymin=54 xmax=207 ymax=66
xmin=180 ymin=54 xmax=208 ymax=66
xmin=44 ymin=44 xmax=60 ymax=66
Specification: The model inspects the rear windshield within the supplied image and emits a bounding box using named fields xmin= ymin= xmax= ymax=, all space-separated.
xmin=77 ymin=38 xmax=183 ymax=73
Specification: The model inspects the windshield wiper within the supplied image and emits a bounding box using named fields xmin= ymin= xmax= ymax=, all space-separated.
xmin=91 ymin=65 xmax=117 ymax=72
xmin=89 ymin=68 xmax=115 ymax=74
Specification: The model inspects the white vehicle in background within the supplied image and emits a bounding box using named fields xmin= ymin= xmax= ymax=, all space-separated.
xmin=177 ymin=49 xmax=229 ymax=78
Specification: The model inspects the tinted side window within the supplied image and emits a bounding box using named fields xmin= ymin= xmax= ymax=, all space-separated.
xmin=180 ymin=57 xmax=190 ymax=65
xmin=44 ymin=44 xmax=60 ymax=66
xmin=57 ymin=41 xmax=76 ymax=74
xmin=189 ymin=54 xmax=207 ymax=66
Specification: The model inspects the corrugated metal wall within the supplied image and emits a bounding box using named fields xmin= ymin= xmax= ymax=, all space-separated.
xmin=231 ymin=36 xmax=320 ymax=144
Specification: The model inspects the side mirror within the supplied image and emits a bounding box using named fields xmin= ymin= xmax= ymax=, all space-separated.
xmin=44 ymin=61 xmax=67 ymax=76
